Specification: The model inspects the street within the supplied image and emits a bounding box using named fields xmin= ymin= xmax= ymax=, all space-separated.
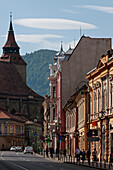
xmin=0 ymin=151 xmax=99 ymax=170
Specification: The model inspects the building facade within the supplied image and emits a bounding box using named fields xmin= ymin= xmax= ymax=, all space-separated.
xmin=42 ymin=95 xmax=50 ymax=150
xmin=48 ymin=44 xmax=66 ymax=152
xmin=62 ymin=36 xmax=111 ymax=109
xmin=0 ymin=108 xmax=25 ymax=150
xmin=86 ymin=49 xmax=113 ymax=162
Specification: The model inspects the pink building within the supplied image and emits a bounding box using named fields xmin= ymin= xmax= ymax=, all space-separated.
xmin=48 ymin=45 xmax=73 ymax=152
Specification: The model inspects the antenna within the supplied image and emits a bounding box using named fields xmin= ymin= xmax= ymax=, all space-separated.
xmin=10 ymin=12 xmax=12 ymax=22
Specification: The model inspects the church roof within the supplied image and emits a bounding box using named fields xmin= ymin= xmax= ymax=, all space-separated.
xmin=0 ymin=14 xmax=26 ymax=65
xmin=0 ymin=61 xmax=43 ymax=99
xmin=3 ymin=15 xmax=19 ymax=49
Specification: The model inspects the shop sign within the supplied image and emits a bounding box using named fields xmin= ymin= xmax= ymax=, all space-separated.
xmin=87 ymin=137 xmax=100 ymax=142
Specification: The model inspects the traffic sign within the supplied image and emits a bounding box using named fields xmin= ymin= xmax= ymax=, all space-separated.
xmin=87 ymin=131 xmax=92 ymax=137
xmin=87 ymin=137 xmax=100 ymax=142
xmin=34 ymin=133 xmax=38 ymax=137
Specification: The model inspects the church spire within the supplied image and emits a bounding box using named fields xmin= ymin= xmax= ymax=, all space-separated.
xmin=60 ymin=41 xmax=63 ymax=52
xmin=3 ymin=13 xmax=19 ymax=49
xmin=9 ymin=12 xmax=13 ymax=32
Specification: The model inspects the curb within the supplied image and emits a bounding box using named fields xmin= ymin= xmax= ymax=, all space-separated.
xmin=64 ymin=162 xmax=107 ymax=170
xmin=35 ymin=154 xmax=109 ymax=170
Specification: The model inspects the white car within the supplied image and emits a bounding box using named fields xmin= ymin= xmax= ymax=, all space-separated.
xmin=24 ymin=146 xmax=33 ymax=154
xmin=15 ymin=146 xmax=22 ymax=152
xmin=10 ymin=146 xmax=16 ymax=151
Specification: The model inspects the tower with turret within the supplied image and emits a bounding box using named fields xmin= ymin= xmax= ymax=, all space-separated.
xmin=0 ymin=14 xmax=27 ymax=83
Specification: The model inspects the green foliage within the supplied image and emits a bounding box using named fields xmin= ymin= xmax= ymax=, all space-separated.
xmin=22 ymin=49 xmax=57 ymax=97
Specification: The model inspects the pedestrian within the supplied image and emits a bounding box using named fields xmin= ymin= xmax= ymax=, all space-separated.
xmin=46 ymin=146 xmax=48 ymax=157
xmin=76 ymin=147 xmax=80 ymax=163
xmin=56 ymin=147 xmax=59 ymax=158
xmin=50 ymin=147 xmax=53 ymax=158
xmin=92 ymin=148 xmax=97 ymax=162
xmin=81 ymin=149 xmax=85 ymax=164
xmin=87 ymin=149 xmax=90 ymax=165
xmin=64 ymin=148 xmax=66 ymax=157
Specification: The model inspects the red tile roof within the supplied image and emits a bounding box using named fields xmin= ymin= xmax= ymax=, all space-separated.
xmin=0 ymin=108 xmax=26 ymax=122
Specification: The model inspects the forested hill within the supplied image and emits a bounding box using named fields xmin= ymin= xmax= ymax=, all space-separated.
xmin=22 ymin=49 xmax=57 ymax=97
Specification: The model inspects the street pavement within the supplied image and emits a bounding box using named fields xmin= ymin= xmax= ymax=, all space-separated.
xmin=0 ymin=151 xmax=102 ymax=170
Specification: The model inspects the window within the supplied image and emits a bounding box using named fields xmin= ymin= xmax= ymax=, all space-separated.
xmin=10 ymin=126 xmax=14 ymax=134
xmin=94 ymin=92 xmax=96 ymax=118
xmin=110 ymin=83 xmax=112 ymax=109
xmin=53 ymin=86 xmax=56 ymax=98
xmin=66 ymin=116 xmax=69 ymax=131
xmin=98 ymin=90 xmax=100 ymax=113
xmin=78 ymin=100 xmax=84 ymax=123
xmin=53 ymin=107 xmax=55 ymax=120
xmin=4 ymin=125 xmax=7 ymax=134
xmin=0 ymin=123 xmax=1 ymax=134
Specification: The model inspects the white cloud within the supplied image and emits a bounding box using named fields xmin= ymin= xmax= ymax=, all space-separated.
xmin=14 ymin=18 xmax=96 ymax=30
xmin=0 ymin=34 xmax=64 ymax=43
xmin=80 ymin=5 xmax=113 ymax=14
xmin=61 ymin=9 xmax=78 ymax=14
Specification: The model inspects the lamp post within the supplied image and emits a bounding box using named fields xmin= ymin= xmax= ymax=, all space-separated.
xmin=77 ymin=80 xmax=91 ymax=165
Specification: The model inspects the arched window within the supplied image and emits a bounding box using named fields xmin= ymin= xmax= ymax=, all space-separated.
xmin=98 ymin=90 xmax=100 ymax=113
xmin=110 ymin=83 xmax=112 ymax=109
xmin=53 ymin=107 xmax=55 ymax=120
xmin=94 ymin=92 xmax=96 ymax=118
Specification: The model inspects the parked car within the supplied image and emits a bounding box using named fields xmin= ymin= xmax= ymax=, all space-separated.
xmin=10 ymin=146 xmax=16 ymax=151
xmin=24 ymin=146 xmax=33 ymax=154
xmin=15 ymin=146 xmax=22 ymax=152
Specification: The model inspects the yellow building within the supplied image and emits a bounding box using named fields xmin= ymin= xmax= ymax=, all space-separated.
xmin=42 ymin=95 xmax=50 ymax=150
xmin=0 ymin=108 xmax=25 ymax=150
xmin=86 ymin=50 xmax=113 ymax=162
xmin=64 ymin=85 xmax=89 ymax=156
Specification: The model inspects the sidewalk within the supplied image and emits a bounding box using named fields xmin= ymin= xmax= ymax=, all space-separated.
xmin=36 ymin=153 xmax=113 ymax=170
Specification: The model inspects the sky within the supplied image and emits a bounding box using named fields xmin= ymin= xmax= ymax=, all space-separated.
xmin=0 ymin=0 xmax=113 ymax=55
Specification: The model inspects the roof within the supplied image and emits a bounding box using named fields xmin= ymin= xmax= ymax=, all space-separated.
xmin=63 ymin=47 xmax=74 ymax=61
xmin=0 ymin=108 xmax=26 ymax=122
xmin=25 ymin=120 xmax=42 ymax=126
xmin=0 ymin=53 xmax=27 ymax=65
xmin=3 ymin=20 xmax=19 ymax=49
xmin=55 ymin=43 xmax=65 ymax=57
xmin=0 ymin=61 xmax=43 ymax=99
xmin=1 ymin=17 xmax=26 ymax=65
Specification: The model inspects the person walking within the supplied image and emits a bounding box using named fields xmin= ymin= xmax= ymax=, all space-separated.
xmin=76 ymin=147 xmax=80 ymax=163
xmin=87 ymin=149 xmax=90 ymax=165
xmin=92 ymin=148 xmax=97 ymax=162
xmin=81 ymin=149 xmax=85 ymax=164
xmin=64 ymin=148 xmax=66 ymax=157
xmin=46 ymin=146 xmax=49 ymax=157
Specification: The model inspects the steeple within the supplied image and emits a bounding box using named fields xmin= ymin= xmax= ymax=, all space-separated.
xmin=60 ymin=41 xmax=63 ymax=52
xmin=3 ymin=13 xmax=20 ymax=51
xmin=9 ymin=12 xmax=13 ymax=32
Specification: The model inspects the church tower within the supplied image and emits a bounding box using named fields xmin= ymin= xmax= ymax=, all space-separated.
xmin=0 ymin=14 xmax=27 ymax=83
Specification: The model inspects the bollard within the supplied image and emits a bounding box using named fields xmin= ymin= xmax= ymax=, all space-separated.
xmin=64 ymin=156 xmax=65 ymax=162
xmin=109 ymin=163 xmax=111 ymax=169
xmin=100 ymin=162 xmax=102 ymax=168
xmin=71 ymin=156 xmax=72 ymax=163
xmin=69 ymin=155 xmax=70 ymax=162
xmin=96 ymin=162 xmax=98 ymax=167
xmin=104 ymin=161 xmax=106 ymax=169
xmin=92 ymin=161 xmax=94 ymax=166
xmin=73 ymin=156 xmax=74 ymax=163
